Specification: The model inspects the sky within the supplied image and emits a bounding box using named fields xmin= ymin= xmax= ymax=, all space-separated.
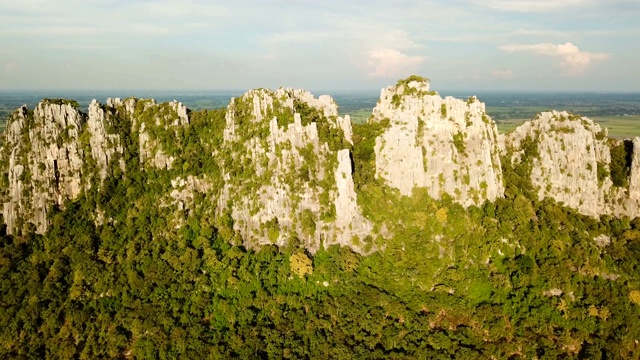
xmin=1 ymin=0 xmax=639 ymax=92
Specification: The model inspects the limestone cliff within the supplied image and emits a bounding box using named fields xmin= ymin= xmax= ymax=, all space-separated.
xmin=104 ymin=97 xmax=189 ymax=170
xmin=0 ymin=101 xmax=85 ymax=233
xmin=371 ymin=77 xmax=504 ymax=207
xmin=0 ymin=89 xmax=375 ymax=252
xmin=0 ymin=97 xmax=194 ymax=235
xmin=502 ymin=111 xmax=640 ymax=217
xmin=218 ymin=88 xmax=373 ymax=252
xmin=86 ymin=99 xmax=125 ymax=180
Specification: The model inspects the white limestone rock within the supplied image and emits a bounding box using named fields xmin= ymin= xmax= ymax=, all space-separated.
xmin=87 ymin=99 xmax=125 ymax=180
xmin=371 ymin=79 xmax=504 ymax=207
xmin=107 ymin=97 xmax=182 ymax=170
xmin=503 ymin=111 xmax=640 ymax=218
xmin=1 ymin=101 xmax=85 ymax=233
xmin=594 ymin=234 xmax=611 ymax=247
xmin=0 ymin=97 xmax=189 ymax=234
xmin=218 ymin=88 xmax=373 ymax=253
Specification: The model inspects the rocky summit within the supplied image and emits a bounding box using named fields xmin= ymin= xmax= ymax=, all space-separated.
xmin=502 ymin=110 xmax=640 ymax=218
xmin=1 ymin=77 xmax=640 ymax=251
xmin=217 ymin=88 xmax=372 ymax=252
xmin=371 ymin=76 xmax=504 ymax=207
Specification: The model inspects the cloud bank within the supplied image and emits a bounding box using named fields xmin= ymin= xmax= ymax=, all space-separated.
xmin=0 ymin=1 xmax=634 ymax=91
xmin=478 ymin=0 xmax=591 ymax=12
xmin=500 ymin=42 xmax=609 ymax=75
xmin=491 ymin=69 xmax=515 ymax=79
xmin=366 ymin=48 xmax=426 ymax=78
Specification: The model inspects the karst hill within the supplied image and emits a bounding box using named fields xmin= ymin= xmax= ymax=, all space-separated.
xmin=1 ymin=76 xmax=639 ymax=251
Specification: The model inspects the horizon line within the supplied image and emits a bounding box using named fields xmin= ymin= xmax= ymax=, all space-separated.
xmin=1 ymin=88 xmax=640 ymax=95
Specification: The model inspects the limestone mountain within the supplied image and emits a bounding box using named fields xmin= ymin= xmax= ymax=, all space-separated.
xmin=0 ymin=90 xmax=374 ymax=252
xmin=1 ymin=77 xmax=640 ymax=252
xmin=4 ymin=78 xmax=640 ymax=359
xmin=1 ymin=101 xmax=85 ymax=233
xmin=0 ymin=98 xmax=193 ymax=234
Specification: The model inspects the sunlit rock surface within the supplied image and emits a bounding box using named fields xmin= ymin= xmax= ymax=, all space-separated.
xmin=371 ymin=78 xmax=504 ymax=207
xmin=218 ymin=88 xmax=373 ymax=253
xmin=503 ymin=111 xmax=640 ymax=217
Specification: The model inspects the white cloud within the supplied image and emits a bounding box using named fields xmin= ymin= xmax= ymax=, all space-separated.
xmin=366 ymin=47 xmax=426 ymax=78
xmin=376 ymin=30 xmax=423 ymax=50
xmin=259 ymin=18 xmax=427 ymax=71
xmin=499 ymin=42 xmax=609 ymax=75
xmin=0 ymin=0 xmax=228 ymax=38
xmin=477 ymin=0 xmax=591 ymax=12
xmin=0 ymin=1 xmax=635 ymax=91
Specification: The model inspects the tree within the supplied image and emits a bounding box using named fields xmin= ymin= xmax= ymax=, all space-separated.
xmin=289 ymin=252 xmax=312 ymax=278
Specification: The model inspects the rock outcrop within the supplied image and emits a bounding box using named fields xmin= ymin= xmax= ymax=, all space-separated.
xmin=105 ymin=97 xmax=189 ymax=170
xmin=371 ymin=77 xmax=504 ymax=207
xmin=218 ymin=88 xmax=373 ymax=252
xmin=502 ymin=111 xmax=640 ymax=217
xmin=86 ymin=99 xmax=125 ymax=180
xmin=0 ymin=89 xmax=375 ymax=253
xmin=1 ymin=101 xmax=85 ymax=233
xmin=0 ymin=98 xmax=194 ymax=235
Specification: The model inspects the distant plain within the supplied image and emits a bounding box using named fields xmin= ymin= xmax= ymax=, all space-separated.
xmin=1 ymin=90 xmax=639 ymax=138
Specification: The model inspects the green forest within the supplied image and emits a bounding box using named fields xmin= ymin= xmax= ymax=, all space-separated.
xmin=1 ymin=100 xmax=640 ymax=359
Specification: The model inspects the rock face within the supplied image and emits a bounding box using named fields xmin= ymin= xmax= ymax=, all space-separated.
xmin=218 ymin=88 xmax=373 ymax=252
xmin=0 ymin=89 xmax=375 ymax=253
xmin=371 ymin=78 xmax=504 ymax=207
xmin=502 ymin=111 xmax=640 ymax=217
xmin=1 ymin=101 xmax=85 ymax=233
xmin=0 ymin=98 xmax=194 ymax=235
xmin=86 ymin=99 xmax=125 ymax=180
xmin=105 ymin=97 xmax=189 ymax=170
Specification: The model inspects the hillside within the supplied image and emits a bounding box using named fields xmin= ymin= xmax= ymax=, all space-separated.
xmin=1 ymin=77 xmax=640 ymax=358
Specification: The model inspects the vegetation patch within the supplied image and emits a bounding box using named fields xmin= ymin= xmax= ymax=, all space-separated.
xmin=609 ymin=139 xmax=634 ymax=188
xmin=453 ymin=132 xmax=466 ymax=154
xmin=352 ymin=118 xmax=390 ymax=192
xmin=42 ymin=98 xmax=80 ymax=109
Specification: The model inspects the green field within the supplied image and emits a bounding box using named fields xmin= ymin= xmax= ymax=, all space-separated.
xmin=346 ymin=109 xmax=372 ymax=124
xmin=590 ymin=115 xmax=640 ymax=138
xmin=494 ymin=115 xmax=640 ymax=138
xmin=486 ymin=105 xmax=552 ymax=123
xmin=493 ymin=118 xmax=528 ymax=134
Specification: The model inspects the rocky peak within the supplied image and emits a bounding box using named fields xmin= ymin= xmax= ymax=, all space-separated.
xmin=219 ymin=88 xmax=373 ymax=252
xmin=1 ymin=100 xmax=86 ymax=234
xmin=0 ymin=96 xmax=190 ymax=234
xmin=371 ymin=77 xmax=504 ymax=207
xmin=503 ymin=110 xmax=640 ymax=217
xmin=3 ymin=77 xmax=639 ymax=249
xmin=169 ymin=100 xmax=190 ymax=126
xmin=86 ymin=99 xmax=125 ymax=180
